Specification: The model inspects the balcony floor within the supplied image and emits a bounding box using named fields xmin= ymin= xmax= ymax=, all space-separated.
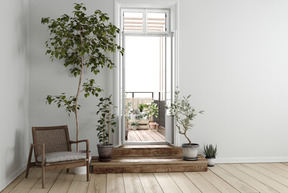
xmin=126 ymin=127 xmax=165 ymax=142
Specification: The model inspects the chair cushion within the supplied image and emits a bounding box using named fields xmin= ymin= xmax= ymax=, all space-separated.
xmin=37 ymin=151 xmax=87 ymax=163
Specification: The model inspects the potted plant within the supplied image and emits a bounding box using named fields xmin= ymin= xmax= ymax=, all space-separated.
xmin=203 ymin=144 xmax=217 ymax=167
xmin=138 ymin=104 xmax=144 ymax=112
xmin=130 ymin=121 xmax=138 ymax=130
xmin=167 ymin=91 xmax=204 ymax=161
xmin=96 ymin=96 xmax=116 ymax=162
xmin=42 ymin=3 xmax=124 ymax=152
xmin=147 ymin=102 xmax=158 ymax=121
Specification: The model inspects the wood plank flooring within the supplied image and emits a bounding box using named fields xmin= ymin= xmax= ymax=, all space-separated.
xmin=3 ymin=163 xmax=288 ymax=193
xmin=127 ymin=129 xmax=165 ymax=142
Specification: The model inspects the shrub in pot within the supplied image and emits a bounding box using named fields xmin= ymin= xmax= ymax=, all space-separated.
xmin=147 ymin=102 xmax=159 ymax=121
xmin=96 ymin=96 xmax=116 ymax=162
xmin=42 ymin=3 xmax=124 ymax=152
xmin=130 ymin=121 xmax=138 ymax=130
xmin=203 ymin=144 xmax=217 ymax=167
xmin=167 ymin=91 xmax=204 ymax=161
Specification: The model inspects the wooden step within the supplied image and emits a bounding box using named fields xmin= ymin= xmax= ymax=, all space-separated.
xmin=91 ymin=145 xmax=208 ymax=174
xmin=112 ymin=145 xmax=182 ymax=157
xmin=91 ymin=155 xmax=208 ymax=173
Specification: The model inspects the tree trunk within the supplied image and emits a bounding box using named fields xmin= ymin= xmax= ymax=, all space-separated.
xmin=75 ymin=57 xmax=84 ymax=152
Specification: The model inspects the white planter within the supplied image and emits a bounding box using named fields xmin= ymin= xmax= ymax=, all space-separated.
xmin=132 ymin=126 xmax=137 ymax=130
xmin=182 ymin=143 xmax=199 ymax=161
xmin=74 ymin=166 xmax=87 ymax=175
xmin=74 ymin=151 xmax=91 ymax=175
xmin=207 ymin=158 xmax=216 ymax=167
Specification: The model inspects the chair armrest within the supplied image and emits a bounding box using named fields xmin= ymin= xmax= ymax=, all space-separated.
xmin=70 ymin=139 xmax=88 ymax=144
xmin=70 ymin=140 xmax=89 ymax=159
xmin=31 ymin=143 xmax=45 ymax=165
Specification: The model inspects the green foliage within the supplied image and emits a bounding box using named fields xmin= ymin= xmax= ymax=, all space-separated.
xmin=96 ymin=96 xmax=117 ymax=145
xmin=138 ymin=104 xmax=144 ymax=111
xmin=147 ymin=102 xmax=159 ymax=119
xmin=41 ymin=3 xmax=124 ymax=75
xmin=42 ymin=3 xmax=123 ymax=145
xmin=130 ymin=121 xmax=138 ymax=126
xmin=167 ymin=91 xmax=204 ymax=145
xmin=46 ymin=93 xmax=79 ymax=116
xmin=203 ymin=144 xmax=217 ymax=158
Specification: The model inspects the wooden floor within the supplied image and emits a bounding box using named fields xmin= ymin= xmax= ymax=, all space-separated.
xmin=127 ymin=128 xmax=165 ymax=142
xmin=3 ymin=163 xmax=288 ymax=193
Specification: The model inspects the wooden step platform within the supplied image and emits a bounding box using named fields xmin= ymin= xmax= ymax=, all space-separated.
xmin=91 ymin=145 xmax=208 ymax=174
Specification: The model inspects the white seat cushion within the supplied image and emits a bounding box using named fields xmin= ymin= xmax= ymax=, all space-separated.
xmin=37 ymin=151 xmax=87 ymax=163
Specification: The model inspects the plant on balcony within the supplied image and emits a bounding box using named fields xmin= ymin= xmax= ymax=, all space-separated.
xmin=42 ymin=3 xmax=124 ymax=151
xmin=147 ymin=102 xmax=159 ymax=121
xmin=130 ymin=121 xmax=138 ymax=131
xmin=138 ymin=103 xmax=144 ymax=112
xmin=167 ymin=91 xmax=204 ymax=160
xmin=96 ymin=96 xmax=116 ymax=161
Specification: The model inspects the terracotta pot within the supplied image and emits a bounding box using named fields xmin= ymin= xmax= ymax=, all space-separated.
xmin=149 ymin=122 xmax=157 ymax=129
xmin=97 ymin=144 xmax=113 ymax=162
xmin=182 ymin=143 xmax=199 ymax=161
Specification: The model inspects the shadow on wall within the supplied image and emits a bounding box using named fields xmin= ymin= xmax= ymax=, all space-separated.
xmin=5 ymin=129 xmax=28 ymax=181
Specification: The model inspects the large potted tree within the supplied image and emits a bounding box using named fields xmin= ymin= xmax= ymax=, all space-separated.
xmin=167 ymin=91 xmax=204 ymax=161
xmin=42 ymin=3 xmax=124 ymax=152
xmin=96 ymin=96 xmax=116 ymax=162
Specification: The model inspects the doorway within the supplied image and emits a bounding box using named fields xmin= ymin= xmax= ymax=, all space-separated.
xmin=119 ymin=9 xmax=175 ymax=144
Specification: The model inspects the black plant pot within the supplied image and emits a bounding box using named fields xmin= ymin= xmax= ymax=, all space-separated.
xmin=97 ymin=144 xmax=113 ymax=162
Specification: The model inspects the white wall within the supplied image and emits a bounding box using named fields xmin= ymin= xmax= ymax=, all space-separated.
xmin=179 ymin=0 xmax=288 ymax=162
xmin=28 ymin=0 xmax=288 ymax=165
xmin=0 ymin=0 xmax=29 ymax=191
xmin=29 ymin=0 xmax=115 ymax=155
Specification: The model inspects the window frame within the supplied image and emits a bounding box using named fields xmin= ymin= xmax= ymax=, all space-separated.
xmin=121 ymin=8 xmax=170 ymax=35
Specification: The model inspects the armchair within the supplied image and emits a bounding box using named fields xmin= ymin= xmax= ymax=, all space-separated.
xmin=25 ymin=125 xmax=89 ymax=188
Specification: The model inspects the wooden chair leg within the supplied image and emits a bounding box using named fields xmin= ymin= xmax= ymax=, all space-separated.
xmin=25 ymin=145 xmax=33 ymax=178
xmin=86 ymin=161 xmax=89 ymax=181
xmin=42 ymin=166 xmax=45 ymax=188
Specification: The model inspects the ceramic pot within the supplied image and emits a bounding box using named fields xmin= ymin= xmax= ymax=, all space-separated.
xmin=182 ymin=143 xmax=199 ymax=161
xmin=74 ymin=150 xmax=91 ymax=175
xmin=132 ymin=125 xmax=137 ymax=130
xmin=97 ymin=144 xmax=113 ymax=162
xmin=206 ymin=157 xmax=216 ymax=167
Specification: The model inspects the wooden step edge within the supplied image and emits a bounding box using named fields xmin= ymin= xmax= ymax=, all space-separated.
xmin=92 ymin=163 xmax=208 ymax=173
xmin=91 ymin=155 xmax=208 ymax=167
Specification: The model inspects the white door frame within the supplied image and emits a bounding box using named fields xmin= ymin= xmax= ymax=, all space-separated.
xmin=113 ymin=0 xmax=180 ymax=146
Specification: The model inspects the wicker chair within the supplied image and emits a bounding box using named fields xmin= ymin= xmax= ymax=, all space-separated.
xmin=25 ymin=125 xmax=89 ymax=188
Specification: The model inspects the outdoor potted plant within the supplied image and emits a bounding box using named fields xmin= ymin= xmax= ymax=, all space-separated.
xmin=146 ymin=102 xmax=159 ymax=129
xmin=167 ymin=91 xmax=204 ymax=161
xmin=138 ymin=104 xmax=144 ymax=112
xmin=203 ymin=144 xmax=217 ymax=167
xmin=147 ymin=102 xmax=159 ymax=121
xmin=42 ymin=3 xmax=124 ymax=152
xmin=130 ymin=121 xmax=138 ymax=130
xmin=96 ymin=96 xmax=116 ymax=162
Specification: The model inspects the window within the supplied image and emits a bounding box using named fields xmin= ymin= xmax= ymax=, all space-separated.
xmin=122 ymin=9 xmax=169 ymax=34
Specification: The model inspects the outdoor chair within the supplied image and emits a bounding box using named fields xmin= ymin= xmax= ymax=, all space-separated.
xmin=25 ymin=125 xmax=89 ymax=188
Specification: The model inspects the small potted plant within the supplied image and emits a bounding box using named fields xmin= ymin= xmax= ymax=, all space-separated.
xmin=96 ymin=96 xmax=116 ymax=162
xmin=167 ymin=91 xmax=204 ymax=161
xmin=130 ymin=121 xmax=138 ymax=130
xmin=138 ymin=104 xmax=144 ymax=112
xmin=203 ymin=144 xmax=217 ymax=167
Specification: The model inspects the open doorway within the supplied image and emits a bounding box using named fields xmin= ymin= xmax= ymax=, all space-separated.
xmin=125 ymin=36 xmax=167 ymax=142
xmin=120 ymin=9 xmax=174 ymax=143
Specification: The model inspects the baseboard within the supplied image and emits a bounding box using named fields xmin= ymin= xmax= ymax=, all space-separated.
xmin=216 ymin=157 xmax=288 ymax=164
xmin=0 ymin=164 xmax=26 ymax=192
